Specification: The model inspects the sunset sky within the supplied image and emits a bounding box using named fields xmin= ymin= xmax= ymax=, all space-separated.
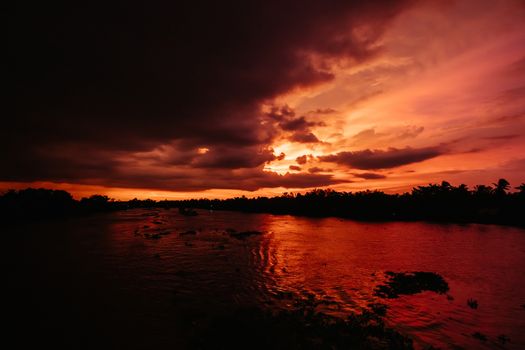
xmin=7 ymin=0 xmax=525 ymax=199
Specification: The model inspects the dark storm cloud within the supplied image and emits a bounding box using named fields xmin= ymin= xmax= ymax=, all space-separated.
xmin=265 ymin=105 xmax=325 ymax=143
xmin=319 ymin=146 xmax=444 ymax=170
xmin=133 ymin=143 xmax=279 ymax=170
xmin=190 ymin=147 xmax=277 ymax=169
xmin=280 ymin=117 xmax=318 ymax=132
xmin=0 ymin=149 xmax=121 ymax=184
xmin=82 ymin=168 xmax=345 ymax=192
xmin=6 ymin=0 xmax=414 ymax=190
xmin=289 ymin=132 xmax=321 ymax=144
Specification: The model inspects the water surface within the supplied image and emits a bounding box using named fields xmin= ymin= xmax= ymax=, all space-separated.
xmin=8 ymin=209 xmax=525 ymax=349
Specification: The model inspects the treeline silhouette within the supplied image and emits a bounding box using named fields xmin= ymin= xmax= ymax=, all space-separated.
xmin=1 ymin=179 xmax=524 ymax=226
xmin=180 ymin=179 xmax=525 ymax=226
xmin=0 ymin=189 xmax=122 ymax=220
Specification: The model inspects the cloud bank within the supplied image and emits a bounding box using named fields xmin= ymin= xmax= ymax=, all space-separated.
xmin=6 ymin=0 xmax=414 ymax=191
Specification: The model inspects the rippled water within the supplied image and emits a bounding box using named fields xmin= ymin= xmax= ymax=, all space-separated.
xmin=8 ymin=209 xmax=525 ymax=349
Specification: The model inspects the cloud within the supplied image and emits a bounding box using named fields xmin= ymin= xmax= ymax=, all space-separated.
xmin=396 ymin=126 xmax=425 ymax=140
xmin=190 ymin=146 xmax=277 ymax=169
xmin=289 ymin=165 xmax=302 ymax=171
xmin=266 ymin=105 xmax=325 ymax=143
xmin=245 ymin=171 xmax=346 ymax=191
xmin=280 ymin=116 xmax=317 ymax=131
xmin=289 ymin=132 xmax=321 ymax=143
xmin=308 ymin=167 xmax=332 ymax=174
xmin=352 ymin=128 xmax=379 ymax=142
xmin=103 ymin=168 xmax=347 ymax=192
xmin=307 ymin=108 xmax=338 ymax=115
xmin=349 ymin=126 xmax=425 ymax=147
xmin=482 ymin=134 xmax=520 ymax=141
xmin=296 ymin=155 xmax=309 ymax=165
xmin=319 ymin=146 xmax=444 ymax=169
xmin=352 ymin=172 xmax=387 ymax=179
xmin=5 ymin=1 xmax=415 ymax=191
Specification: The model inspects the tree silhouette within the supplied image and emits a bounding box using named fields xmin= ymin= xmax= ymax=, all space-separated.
xmin=493 ymin=178 xmax=510 ymax=196
xmin=1 ymin=179 xmax=524 ymax=226
xmin=474 ymin=184 xmax=493 ymax=196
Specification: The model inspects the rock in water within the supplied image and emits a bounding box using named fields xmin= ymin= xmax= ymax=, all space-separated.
xmin=374 ymin=271 xmax=449 ymax=298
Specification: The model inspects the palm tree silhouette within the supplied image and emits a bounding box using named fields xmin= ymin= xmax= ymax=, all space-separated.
xmin=493 ymin=178 xmax=510 ymax=196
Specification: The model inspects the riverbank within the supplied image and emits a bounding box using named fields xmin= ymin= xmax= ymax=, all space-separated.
xmin=1 ymin=184 xmax=524 ymax=227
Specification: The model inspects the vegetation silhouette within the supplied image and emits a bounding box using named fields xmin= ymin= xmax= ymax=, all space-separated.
xmin=0 ymin=189 xmax=124 ymax=220
xmin=176 ymin=179 xmax=525 ymax=227
xmin=1 ymin=179 xmax=524 ymax=226
xmin=182 ymin=303 xmax=413 ymax=350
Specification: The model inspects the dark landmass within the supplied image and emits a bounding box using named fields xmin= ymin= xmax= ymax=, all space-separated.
xmin=374 ymin=271 xmax=449 ymax=299
xmin=1 ymin=179 xmax=524 ymax=226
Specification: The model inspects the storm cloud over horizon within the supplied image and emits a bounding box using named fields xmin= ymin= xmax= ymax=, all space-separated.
xmin=6 ymin=0 xmax=525 ymax=196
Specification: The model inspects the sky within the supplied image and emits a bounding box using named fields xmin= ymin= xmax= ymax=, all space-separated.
xmin=6 ymin=0 xmax=525 ymax=199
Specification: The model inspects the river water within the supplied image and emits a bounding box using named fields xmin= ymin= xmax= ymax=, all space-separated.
xmin=8 ymin=209 xmax=525 ymax=349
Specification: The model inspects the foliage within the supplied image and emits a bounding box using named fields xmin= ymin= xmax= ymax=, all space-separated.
xmin=1 ymin=179 xmax=524 ymax=226
xmin=183 ymin=303 xmax=413 ymax=349
xmin=176 ymin=178 xmax=525 ymax=226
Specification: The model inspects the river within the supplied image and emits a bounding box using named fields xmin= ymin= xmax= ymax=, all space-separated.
xmin=7 ymin=209 xmax=525 ymax=349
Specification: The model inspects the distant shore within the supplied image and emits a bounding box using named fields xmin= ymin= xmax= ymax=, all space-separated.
xmin=1 ymin=179 xmax=524 ymax=227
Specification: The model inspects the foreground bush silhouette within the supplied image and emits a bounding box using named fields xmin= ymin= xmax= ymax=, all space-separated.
xmin=182 ymin=305 xmax=413 ymax=350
